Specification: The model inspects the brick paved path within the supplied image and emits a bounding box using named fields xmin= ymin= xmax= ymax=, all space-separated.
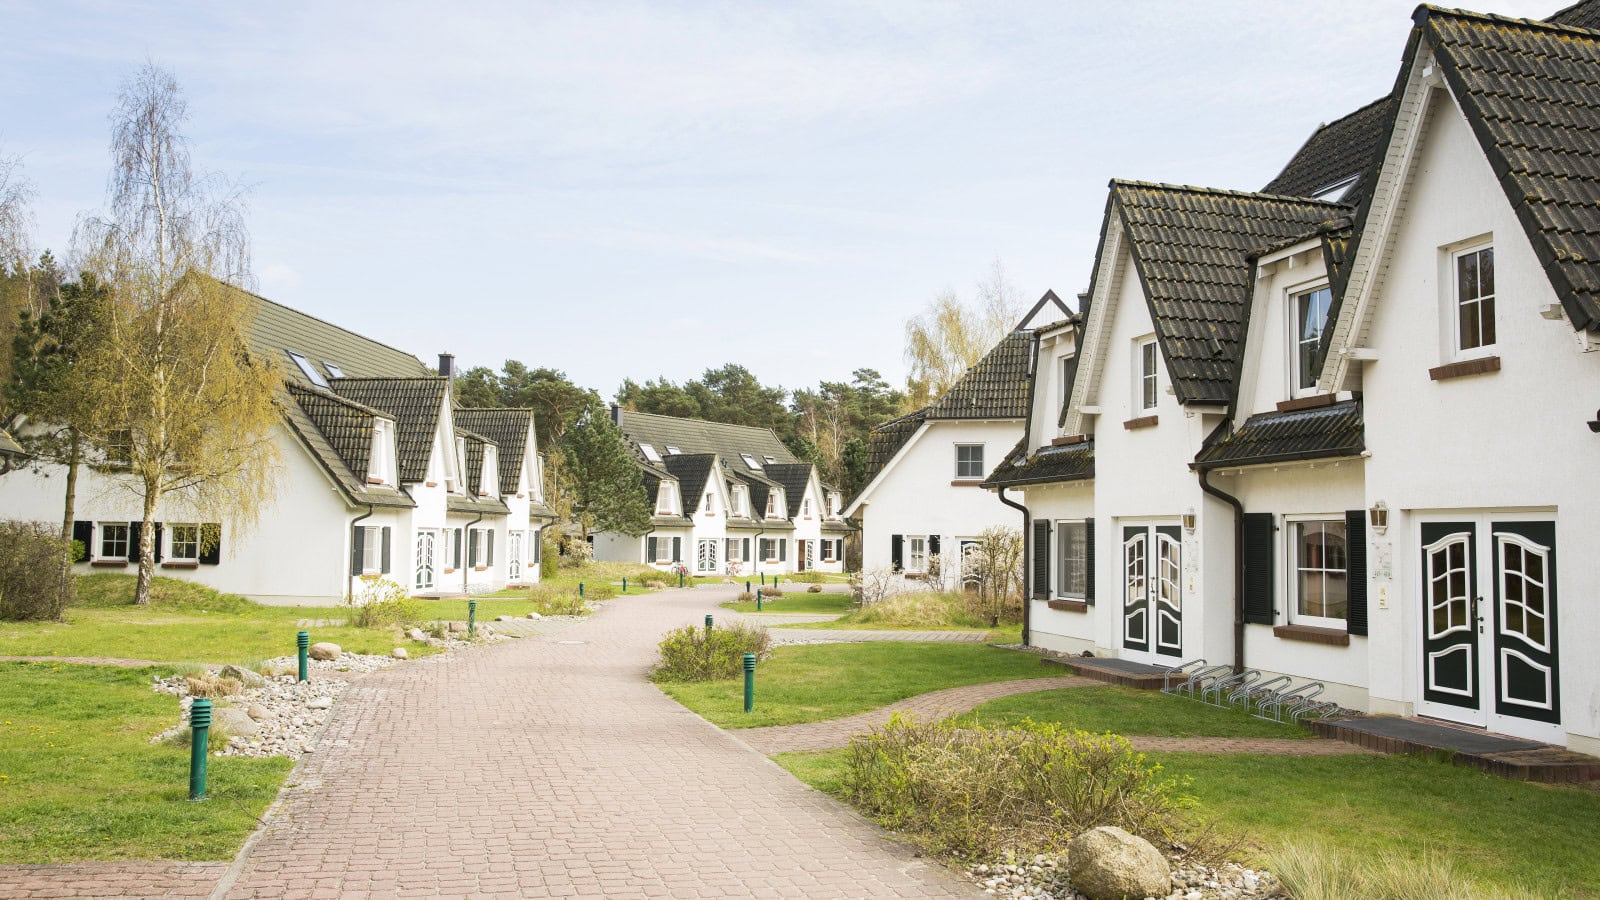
xmin=0 ymin=862 xmax=225 ymax=900
xmin=218 ymin=585 xmax=980 ymax=899
xmin=738 ymin=677 xmax=1098 ymax=753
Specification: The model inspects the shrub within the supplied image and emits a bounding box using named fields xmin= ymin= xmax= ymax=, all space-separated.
xmin=0 ymin=520 xmax=75 ymax=621
xmin=184 ymin=674 xmax=242 ymax=698
xmin=345 ymin=577 xmax=423 ymax=628
xmin=852 ymin=567 xmax=896 ymax=605
xmin=540 ymin=534 xmax=559 ymax=579
xmin=735 ymin=591 xmax=754 ymax=603
xmin=844 ymin=715 xmax=1193 ymax=860
xmin=558 ymin=537 xmax=594 ymax=569
xmin=764 ymin=586 xmax=784 ymax=598
xmin=807 ymin=584 xmax=823 ymax=593
xmin=1268 ymin=842 xmax=1543 ymax=900
xmin=651 ymin=620 xmax=772 ymax=682
xmin=788 ymin=571 xmax=824 ymax=583
xmin=835 ymin=592 xmax=985 ymax=629
xmin=518 ymin=584 xmax=591 ymax=616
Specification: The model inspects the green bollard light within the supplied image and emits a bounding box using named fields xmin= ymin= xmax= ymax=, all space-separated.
xmin=679 ymin=571 xmax=684 ymax=588
xmin=188 ymin=698 xmax=212 ymax=800
xmin=743 ymin=653 xmax=756 ymax=713
xmin=468 ymin=599 xmax=477 ymax=637
xmin=761 ymin=572 xmax=766 ymax=586
xmin=745 ymin=580 xmax=751 ymax=594
xmin=296 ymin=631 xmax=309 ymax=683
xmin=704 ymin=614 xmax=714 ymax=635
xmin=579 ymin=582 xmax=585 ymax=599
xmin=622 ymin=577 xmax=627 ymax=594
xmin=756 ymin=589 xmax=763 ymax=611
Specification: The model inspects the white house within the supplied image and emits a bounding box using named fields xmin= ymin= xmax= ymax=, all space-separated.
xmin=592 ymin=410 xmax=849 ymax=577
xmin=0 ymin=290 xmax=553 ymax=604
xmin=986 ymin=1 xmax=1600 ymax=753
xmin=846 ymin=295 xmax=1072 ymax=591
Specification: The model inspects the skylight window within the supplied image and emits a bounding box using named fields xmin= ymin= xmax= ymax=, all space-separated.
xmin=324 ymin=362 xmax=345 ymax=379
xmin=763 ymin=456 xmax=776 ymax=464
xmin=640 ymin=444 xmax=663 ymax=463
xmin=741 ymin=453 xmax=762 ymax=470
xmin=287 ymin=350 xmax=328 ymax=387
xmin=665 ymin=446 xmax=681 ymax=455
xmin=1313 ymin=175 xmax=1359 ymax=202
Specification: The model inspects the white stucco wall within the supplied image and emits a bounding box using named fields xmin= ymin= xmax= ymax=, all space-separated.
xmin=1022 ymin=481 xmax=1097 ymax=655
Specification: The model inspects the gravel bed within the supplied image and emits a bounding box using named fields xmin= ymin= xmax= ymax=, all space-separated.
xmin=969 ymin=853 xmax=1284 ymax=900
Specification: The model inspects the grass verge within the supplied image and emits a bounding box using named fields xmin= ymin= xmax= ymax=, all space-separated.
xmin=772 ymin=748 xmax=1600 ymax=897
xmin=657 ymin=641 xmax=1055 ymax=728
xmin=0 ymin=662 xmax=292 ymax=863
xmin=952 ymin=684 xmax=1313 ymax=739
xmin=719 ymin=593 xmax=856 ymax=615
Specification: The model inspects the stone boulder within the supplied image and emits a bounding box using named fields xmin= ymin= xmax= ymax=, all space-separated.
xmin=212 ymin=705 xmax=261 ymax=739
xmin=308 ymin=642 xmax=342 ymax=661
xmin=306 ymin=697 xmax=333 ymax=710
xmin=448 ymin=621 xmax=468 ymax=634
xmin=246 ymin=704 xmax=270 ymax=721
xmin=218 ymin=665 xmax=267 ymax=689
xmin=1067 ymin=826 xmax=1170 ymax=900
xmin=407 ymin=628 xmax=427 ymax=641
xmin=391 ymin=647 xmax=409 ymax=659
xmin=526 ymin=612 xmax=542 ymax=620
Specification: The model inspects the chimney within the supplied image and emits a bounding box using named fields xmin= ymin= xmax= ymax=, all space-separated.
xmin=438 ymin=353 xmax=455 ymax=378
xmin=610 ymin=403 xmax=623 ymax=427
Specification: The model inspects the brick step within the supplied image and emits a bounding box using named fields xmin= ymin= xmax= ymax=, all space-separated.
xmin=1040 ymin=655 xmax=1172 ymax=690
xmin=1311 ymin=717 xmax=1600 ymax=783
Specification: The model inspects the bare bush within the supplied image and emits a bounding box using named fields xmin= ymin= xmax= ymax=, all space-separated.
xmin=0 ymin=520 xmax=75 ymax=620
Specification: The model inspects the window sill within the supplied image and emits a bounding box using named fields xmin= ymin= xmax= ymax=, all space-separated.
xmin=1276 ymin=393 xmax=1337 ymax=413
xmin=425 ymin=481 xmax=438 ymax=487
xmin=367 ymin=476 xmax=385 ymax=485
xmin=161 ymin=561 xmax=199 ymax=569
xmin=949 ymin=479 xmax=984 ymax=487
xmin=1429 ymin=355 xmax=1500 ymax=381
xmin=1047 ymin=599 xmax=1089 ymax=613
xmin=1123 ymin=415 xmax=1158 ymax=430
xmin=474 ymin=566 xmax=489 ymax=572
xmin=1273 ymin=624 xmax=1350 ymax=646
xmin=1052 ymin=433 xmax=1090 ymax=446
xmin=90 ymin=560 xmax=129 ymax=568
xmin=443 ymin=568 xmax=456 ymax=575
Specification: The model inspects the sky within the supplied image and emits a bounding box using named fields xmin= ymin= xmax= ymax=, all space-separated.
xmin=1 ymin=0 xmax=1556 ymax=401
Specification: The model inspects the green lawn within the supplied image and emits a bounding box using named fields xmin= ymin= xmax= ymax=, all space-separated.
xmin=720 ymin=593 xmax=856 ymax=615
xmin=953 ymin=684 xmax=1313 ymax=739
xmin=0 ymin=662 xmax=293 ymax=863
xmin=771 ymin=748 xmax=1599 ymax=897
xmin=657 ymin=641 xmax=1056 ymax=728
xmin=0 ymin=575 xmax=439 ymax=665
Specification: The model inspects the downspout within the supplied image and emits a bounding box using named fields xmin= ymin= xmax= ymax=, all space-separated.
xmin=462 ymin=508 xmax=484 ymax=596
xmin=349 ymin=504 xmax=374 ymax=598
xmin=1195 ymin=416 xmax=1246 ymax=674
xmin=995 ymin=485 xmax=1031 ymax=647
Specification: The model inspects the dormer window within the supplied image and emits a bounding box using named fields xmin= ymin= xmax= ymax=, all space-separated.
xmin=732 ymin=488 xmax=747 ymax=517
xmin=481 ymin=446 xmax=499 ymax=496
xmin=640 ymin=444 xmax=663 ymax=463
xmin=766 ymin=492 xmax=781 ymax=517
xmin=1291 ymin=286 xmax=1333 ymax=395
xmin=656 ymin=482 xmax=676 ymax=516
xmin=704 ymin=491 xmax=715 ymax=514
xmin=287 ymin=351 xmax=328 ymax=387
xmin=324 ymin=362 xmax=345 ymax=379
xmin=828 ymin=493 xmax=841 ymax=517
xmin=1135 ymin=337 xmax=1158 ymax=412
xmin=741 ymin=453 xmax=762 ymax=471
xmin=455 ymin=436 xmax=468 ymax=493
xmin=368 ymin=418 xmax=396 ymax=485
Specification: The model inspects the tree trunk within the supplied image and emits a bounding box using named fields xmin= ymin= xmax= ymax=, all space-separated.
xmin=134 ymin=488 xmax=159 ymax=606
xmin=56 ymin=429 xmax=81 ymax=618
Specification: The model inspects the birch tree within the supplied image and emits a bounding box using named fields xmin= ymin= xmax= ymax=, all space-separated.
xmin=72 ymin=64 xmax=280 ymax=606
xmin=903 ymin=257 xmax=1023 ymax=408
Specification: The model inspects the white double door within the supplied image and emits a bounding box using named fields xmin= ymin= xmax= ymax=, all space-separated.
xmin=1121 ymin=521 xmax=1183 ymax=664
xmin=1416 ymin=514 xmax=1561 ymax=744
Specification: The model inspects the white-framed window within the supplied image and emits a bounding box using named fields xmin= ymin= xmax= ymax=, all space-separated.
xmin=467 ymin=527 xmax=494 ymax=569
xmin=454 ymin=437 xmax=468 ymax=491
xmin=665 ymin=445 xmax=681 ymax=455
xmin=802 ymin=498 xmax=812 ymax=517
xmin=323 ymin=362 xmax=345 ymax=379
xmin=1290 ymin=519 xmax=1349 ymax=629
xmin=168 ymin=523 xmax=201 ymax=562
xmin=821 ymin=539 xmax=838 ymax=563
xmin=766 ymin=492 xmax=780 ymax=517
xmin=828 ymin=493 xmax=841 ymax=517
xmin=99 ymin=523 xmax=130 ymax=561
xmin=287 ymin=350 xmax=328 ymax=387
xmin=656 ymin=482 xmax=676 ymax=515
xmin=369 ymin=418 xmax=395 ymax=485
xmin=640 ymin=443 xmax=663 ymax=463
xmin=1135 ymin=337 xmax=1158 ymax=412
xmin=907 ymin=535 xmax=928 ymax=573
xmin=741 ymin=453 xmax=762 ymax=471
xmin=955 ymin=444 xmax=985 ymax=479
xmin=647 ymin=535 xmax=677 ymax=563
xmin=1290 ymin=285 xmax=1332 ymax=395
xmin=731 ymin=487 xmax=747 ymax=517
xmin=1055 ymin=520 xmax=1088 ymax=599
xmin=481 ymin=446 xmax=499 ymax=496
xmin=726 ymin=538 xmax=745 ymax=563
xmin=1454 ymin=244 xmax=1496 ymax=354
xmin=704 ymin=491 xmax=715 ymax=514
xmin=361 ymin=525 xmax=385 ymax=574
xmin=760 ymin=537 xmax=783 ymax=562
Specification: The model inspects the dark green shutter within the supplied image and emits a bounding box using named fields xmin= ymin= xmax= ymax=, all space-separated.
xmin=928 ymin=535 xmax=941 ymax=559
xmin=779 ymin=539 xmax=787 ymax=562
xmin=891 ymin=534 xmax=903 ymax=571
xmin=672 ymin=537 xmax=681 ymax=562
xmin=1345 ymin=510 xmax=1368 ymax=636
xmin=647 ymin=536 xmax=658 ymax=560
xmin=380 ymin=527 xmax=392 ymax=574
xmin=351 ymin=526 xmax=365 ymax=576
xmin=743 ymin=538 xmax=751 ymax=561
xmin=469 ymin=530 xmax=480 ymax=566
xmin=486 ymin=531 xmax=494 ymax=566
xmin=71 ymin=522 xmax=93 ymax=561
xmin=153 ymin=523 xmax=163 ymax=563
xmin=1032 ymin=520 xmax=1051 ymax=599
xmin=1242 ymin=513 xmax=1276 ymax=625
xmin=200 ymin=524 xmax=221 ymax=565
xmin=128 ymin=522 xmax=142 ymax=562
xmin=1083 ymin=518 xmax=1096 ymax=603
xmin=453 ymin=529 xmax=462 ymax=568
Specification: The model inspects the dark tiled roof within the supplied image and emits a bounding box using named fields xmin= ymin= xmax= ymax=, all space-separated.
xmin=1417 ymin=6 xmax=1600 ymax=331
xmin=856 ymin=409 xmax=927 ymax=502
xmin=287 ymin=384 xmax=378 ymax=478
xmin=662 ymin=454 xmax=716 ymax=518
xmin=926 ymin=330 xmax=1035 ymax=420
xmin=618 ymin=411 xmax=798 ymax=468
xmin=1263 ymin=96 xmax=1395 ymax=200
xmin=453 ymin=408 xmax=533 ymax=492
xmin=458 ymin=429 xmax=493 ymax=497
xmin=1195 ymin=400 xmax=1364 ymax=468
xmin=763 ymin=463 xmax=815 ymax=517
xmin=1113 ymin=181 xmax=1348 ymax=404
xmin=328 ymin=377 xmax=448 ymax=484
xmin=982 ymin=439 xmax=1095 ymax=488
xmin=1547 ymin=0 xmax=1600 ymax=31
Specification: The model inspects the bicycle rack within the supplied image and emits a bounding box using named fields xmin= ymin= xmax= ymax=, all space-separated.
xmin=1200 ymin=668 xmax=1259 ymax=708
xmin=1167 ymin=663 xmax=1232 ymax=701
xmin=1256 ymin=681 xmax=1326 ymax=723
xmin=1158 ymin=658 xmax=1208 ymax=694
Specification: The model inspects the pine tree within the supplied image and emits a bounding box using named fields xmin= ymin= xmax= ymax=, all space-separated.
xmin=561 ymin=398 xmax=649 ymax=539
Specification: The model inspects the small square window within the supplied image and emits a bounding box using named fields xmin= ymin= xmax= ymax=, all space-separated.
xmin=99 ymin=523 xmax=130 ymax=560
xmin=1455 ymin=246 xmax=1496 ymax=352
xmin=169 ymin=524 xmax=200 ymax=561
xmin=955 ymin=444 xmax=985 ymax=479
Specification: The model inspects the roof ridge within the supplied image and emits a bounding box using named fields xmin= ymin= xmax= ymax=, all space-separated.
xmin=332 ymin=375 xmax=447 ymax=384
xmin=236 ymin=284 xmax=426 ymax=365
xmin=624 ymin=410 xmax=786 ymax=437
xmin=1419 ymin=3 xmax=1600 ymax=35
xmin=287 ymin=383 xmax=389 ymax=419
xmin=1110 ymin=178 xmax=1354 ymax=208
xmin=455 ymin=406 xmax=535 ymax=414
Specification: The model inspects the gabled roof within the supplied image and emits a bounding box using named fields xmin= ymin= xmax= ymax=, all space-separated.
xmin=763 ymin=463 xmax=815 ymax=517
xmin=1547 ymin=0 xmax=1600 ymax=30
xmin=328 ymin=377 xmax=449 ymax=484
xmin=458 ymin=428 xmax=494 ymax=497
xmin=1112 ymin=181 xmax=1348 ymax=404
xmin=982 ymin=438 xmax=1095 ymax=489
xmin=661 ymin=453 xmax=717 ymax=518
xmin=1194 ymin=400 xmax=1364 ymax=469
xmin=1412 ymin=5 xmax=1600 ymax=331
xmin=857 ymin=409 xmax=927 ymax=497
xmin=453 ymin=408 xmax=534 ymax=493
xmin=617 ymin=410 xmax=798 ymax=468
xmin=244 ymin=289 xmax=429 ymax=386
xmin=287 ymin=384 xmax=380 ymax=479
xmin=1263 ymin=96 xmax=1396 ymax=200
xmin=926 ymin=329 xmax=1035 ymax=420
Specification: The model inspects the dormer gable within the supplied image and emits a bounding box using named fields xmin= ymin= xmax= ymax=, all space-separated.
xmin=368 ymin=417 xmax=398 ymax=486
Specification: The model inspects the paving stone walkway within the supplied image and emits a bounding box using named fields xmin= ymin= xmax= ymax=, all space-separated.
xmin=0 ymin=862 xmax=225 ymax=900
xmin=216 ymin=585 xmax=980 ymax=899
